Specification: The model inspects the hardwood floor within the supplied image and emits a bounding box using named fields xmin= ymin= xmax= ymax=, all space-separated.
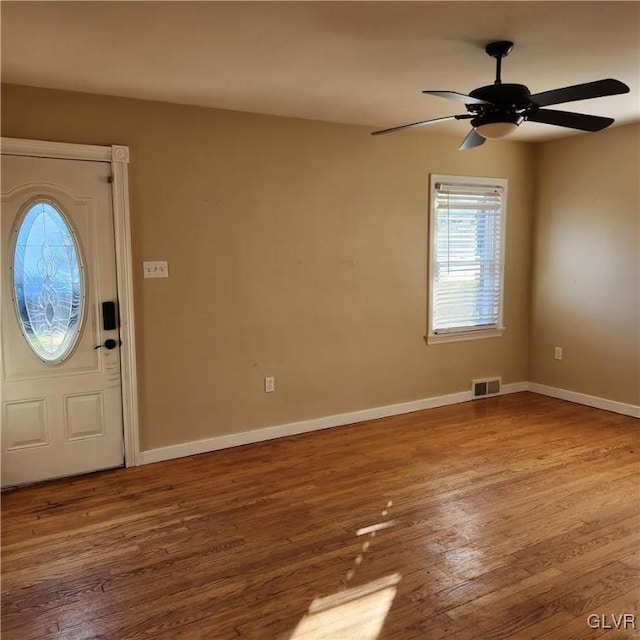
xmin=2 ymin=392 xmax=639 ymax=639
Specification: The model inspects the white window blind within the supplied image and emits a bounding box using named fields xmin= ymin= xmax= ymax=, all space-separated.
xmin=429 ymin=177 xmax=506 ymax=339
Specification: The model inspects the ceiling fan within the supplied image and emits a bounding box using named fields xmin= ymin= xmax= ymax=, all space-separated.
xmin=371 ymin=41 xmax=630 ymax=149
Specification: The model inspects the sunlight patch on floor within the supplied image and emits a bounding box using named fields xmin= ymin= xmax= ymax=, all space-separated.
xmin=356 ymin=521 xmax=396 ymax=537
xmin=288 ymin=573 xmax=401 ymax=640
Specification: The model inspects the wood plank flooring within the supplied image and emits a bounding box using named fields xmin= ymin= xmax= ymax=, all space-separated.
xmin=2 ymin=392 xmax=639 ymax=639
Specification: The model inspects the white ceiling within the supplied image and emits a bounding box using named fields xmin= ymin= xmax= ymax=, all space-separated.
xmin=2 ymin=1 xmax=639 ymax=142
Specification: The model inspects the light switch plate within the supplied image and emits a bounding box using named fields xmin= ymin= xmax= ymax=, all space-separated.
xmin=143 ymin=261 xmax=169 ymax=278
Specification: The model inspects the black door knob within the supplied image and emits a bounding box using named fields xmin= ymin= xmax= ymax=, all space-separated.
xmin=95 ymin=339 xmax=118 ymax=350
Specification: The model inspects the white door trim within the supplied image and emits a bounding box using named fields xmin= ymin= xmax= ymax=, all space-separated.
xmin=1 ymin=137 xmax=140 ymax=467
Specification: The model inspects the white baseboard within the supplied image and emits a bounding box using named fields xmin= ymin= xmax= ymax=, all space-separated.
xmin=527 ymin=382 xmax=640 ymax=419
xmin=139 ymin=381 xmax=528 ymax=465
xmin=138 ymin=381 xmax=638 ymax=466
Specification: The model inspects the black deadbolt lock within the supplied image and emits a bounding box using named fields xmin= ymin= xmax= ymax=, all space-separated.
xmin=102 ymin=301 xmax=118 ymax=331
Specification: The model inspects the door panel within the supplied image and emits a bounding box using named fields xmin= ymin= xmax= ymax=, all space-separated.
xmin=1 ymin=155 xmax=124 ymax=486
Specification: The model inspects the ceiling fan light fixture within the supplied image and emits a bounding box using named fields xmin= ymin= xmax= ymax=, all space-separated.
xmin=473 ymin=114 xmax=523 ymax=139
xmin=475 ymin=121 xmax=519 ymax=139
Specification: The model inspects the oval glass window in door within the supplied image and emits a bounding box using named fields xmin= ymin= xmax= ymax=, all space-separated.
xmin=12 ymin=200 xmax=84 ymax=363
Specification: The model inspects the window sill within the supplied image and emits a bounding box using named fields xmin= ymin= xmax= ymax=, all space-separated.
xmin=425 ymin=328 xmax=504 ymax=345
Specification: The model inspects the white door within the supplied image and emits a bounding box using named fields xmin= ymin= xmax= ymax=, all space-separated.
xmin=1 ymin=154 xmax=124 ymax=487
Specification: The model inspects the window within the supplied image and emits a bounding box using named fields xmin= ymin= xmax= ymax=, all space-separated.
xmin=427 ymin=175 xmax=506 ymax=344
xmin=12 ymin=200 xmax=84 ymax=363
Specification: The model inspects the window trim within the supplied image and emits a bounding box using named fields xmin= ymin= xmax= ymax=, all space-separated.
xmin=427 ymin=174 xmax=507 ymax=345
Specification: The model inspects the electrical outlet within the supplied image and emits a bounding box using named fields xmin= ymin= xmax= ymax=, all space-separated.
xmin=143 ymin=261 xmax=169 ymax=278
xmin=554 ymin=346 xmax=563 ymax=360
xmin=265 ymin=376 xmax=275 ymax=393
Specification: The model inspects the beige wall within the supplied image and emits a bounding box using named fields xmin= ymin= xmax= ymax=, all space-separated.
xmin=530 ymin=123 xmax=640 ymax=405
xmin=1 ymin=84 xmax=536 ymax=450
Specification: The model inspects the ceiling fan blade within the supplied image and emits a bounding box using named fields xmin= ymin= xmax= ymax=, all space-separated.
xmin=371 ymin=114 xmax=472 ymax=136
xmin=422 ymin=90 xmax=493 ymax=105
xmin=530 ymin=79 xmax=629 ymax=108
xmin=528 ymin=108 xmax=614 ymax=132
xmin=459 ymin=128 xmax=486 ymax=150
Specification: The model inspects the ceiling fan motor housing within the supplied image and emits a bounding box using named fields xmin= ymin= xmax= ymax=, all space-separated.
xmin=469 ymin=83 xmax=531 ymax=108
xmin=468 ymin=83 xmax=533 ymax=131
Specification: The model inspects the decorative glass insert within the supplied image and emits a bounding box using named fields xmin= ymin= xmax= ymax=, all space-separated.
xmin=12 ymin=200 xmax=84 ymax=363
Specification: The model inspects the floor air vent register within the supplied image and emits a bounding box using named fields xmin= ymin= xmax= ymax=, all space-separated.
xmin=472 ymin=377 xmax=502 ymax=398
